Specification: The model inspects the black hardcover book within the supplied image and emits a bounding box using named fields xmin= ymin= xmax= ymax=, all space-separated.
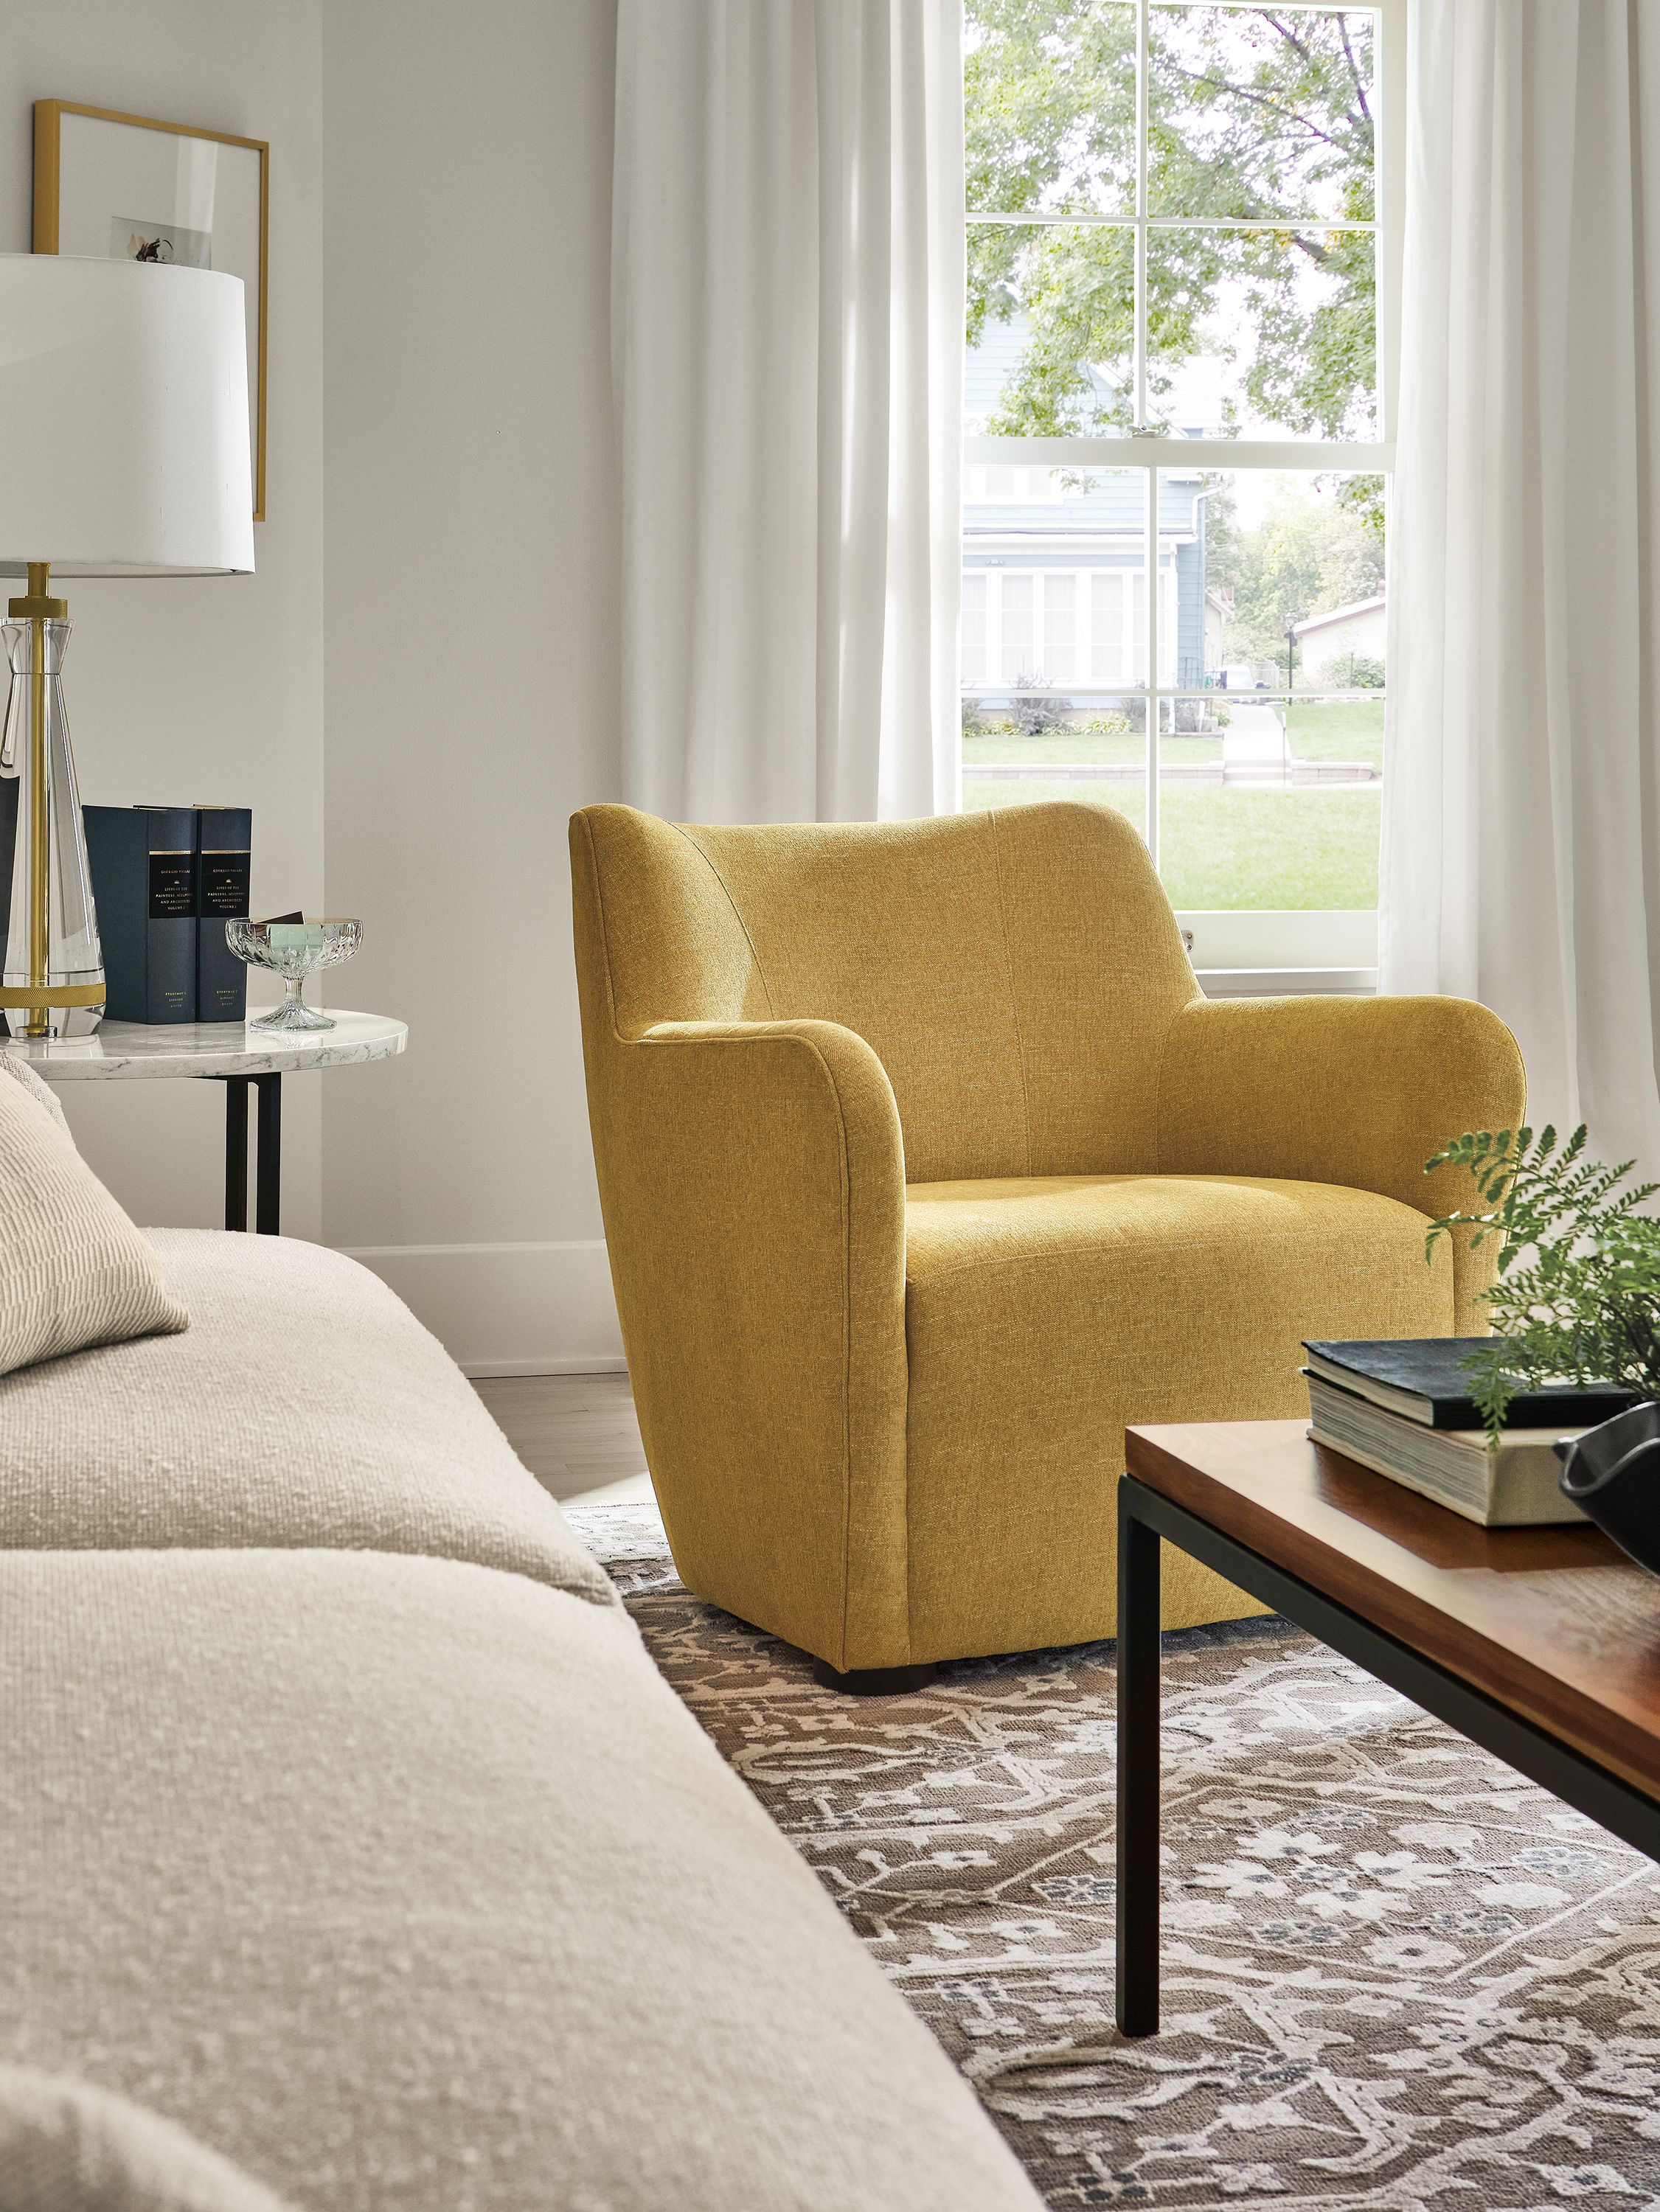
xmin=1302 ymin=1338 xmax=1636 ymax=1431
xmin=194 ymin=806 xmax=251 ymax=1022
xmin=83 ymin=805 xmax=196 ymax=1025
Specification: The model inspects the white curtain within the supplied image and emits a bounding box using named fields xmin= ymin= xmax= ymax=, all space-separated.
xmin=612 ymin=0 xmax=963 ymax=824
xmin=1381 ymin=0 xmax=1660 ymax=1164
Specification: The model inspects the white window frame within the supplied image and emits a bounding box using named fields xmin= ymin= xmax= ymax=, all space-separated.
xmin=964 ymin=0 xmax=1405 ymax=987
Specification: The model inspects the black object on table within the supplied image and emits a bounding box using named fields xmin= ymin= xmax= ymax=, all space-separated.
xmin=1557 ymin=1401 xmax=1660 ymax=1575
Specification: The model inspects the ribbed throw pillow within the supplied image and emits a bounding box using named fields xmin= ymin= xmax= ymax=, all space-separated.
xmin=0 ymin=1049 xmax=74 ymax=1138
xmin=0 ymin=1073 xmax=187 ymax=1372
xmin=0 ymin=2066 xmax=291 ymax=2211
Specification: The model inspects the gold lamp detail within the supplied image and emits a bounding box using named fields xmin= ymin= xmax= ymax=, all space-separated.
xmin=0 ymin=254 xmax=254 ymax=1037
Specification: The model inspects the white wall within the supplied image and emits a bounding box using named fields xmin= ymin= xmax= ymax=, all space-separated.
xmin=0 ymin=2 xmax=327 ymax=1239
xmin=321 ymin=0 xmax=625 ymax=1371
xmin=0 ymin=1 xmax=624 ymax=1360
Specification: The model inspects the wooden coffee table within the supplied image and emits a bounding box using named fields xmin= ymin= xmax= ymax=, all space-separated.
xmin=1116 ymin=1419 xmax=1660 ymax=2038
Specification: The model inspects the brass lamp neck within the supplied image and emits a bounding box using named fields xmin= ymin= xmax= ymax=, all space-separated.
xmin=8 ymin=563 xmax=67 ymax=622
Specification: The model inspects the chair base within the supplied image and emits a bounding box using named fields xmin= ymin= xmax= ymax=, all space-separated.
xmin=810 ymin=1658 xmax=940 ymax=1697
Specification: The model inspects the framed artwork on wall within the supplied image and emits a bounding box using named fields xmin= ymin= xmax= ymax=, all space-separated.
xmin=32 ymin=100 xmax=269 ymax=521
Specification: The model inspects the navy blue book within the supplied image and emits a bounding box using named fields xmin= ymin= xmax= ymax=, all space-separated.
xmin=193 ymin=806 xmax=251 ymax=1022
xmin=83 ymin=805 xmax=196 ymax=1024
xmin=1303 ymin=1338 xmax=1635 ymax=1431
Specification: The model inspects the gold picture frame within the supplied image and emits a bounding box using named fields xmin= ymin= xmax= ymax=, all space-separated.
xmin=32 ymin=100 xmax=270 ymax=521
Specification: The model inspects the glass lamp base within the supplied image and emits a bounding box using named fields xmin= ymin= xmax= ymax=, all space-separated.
xmin=1 ymin=610 xmax=103 ymax=1041
xmin=251 ymin=978 xmax=333 ymax=1032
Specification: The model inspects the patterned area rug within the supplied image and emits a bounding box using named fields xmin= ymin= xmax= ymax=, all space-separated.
xmin=566 ymin=1502 xmax=1660 ymax=2211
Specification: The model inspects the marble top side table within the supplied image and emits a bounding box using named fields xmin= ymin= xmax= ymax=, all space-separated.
xmin=1 ymin=1009 xmax=407 ymax=1234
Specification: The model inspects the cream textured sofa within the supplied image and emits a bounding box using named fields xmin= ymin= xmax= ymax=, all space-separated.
xmin=0 ymin=1230 xmax=1041 ymax=2212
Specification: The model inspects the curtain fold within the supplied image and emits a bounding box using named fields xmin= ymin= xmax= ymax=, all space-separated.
xmin=1381 ymin=0 xmax=1660 ymax=1162
xmin=612 ymin=0 xmax=963 ymax=824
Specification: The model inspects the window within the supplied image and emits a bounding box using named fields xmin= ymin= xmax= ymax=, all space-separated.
xmin=962 ymin=0 xmax=1403 ymax=980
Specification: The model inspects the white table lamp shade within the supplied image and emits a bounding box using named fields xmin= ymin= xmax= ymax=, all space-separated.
xmin=0 ymin=254 xmax=254 ymax=577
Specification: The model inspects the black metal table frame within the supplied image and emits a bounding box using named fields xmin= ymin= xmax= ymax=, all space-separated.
xmin=1115 ymin=1470 xmax=1660 ymax=2038
xmin=210 ymin=1072 xmax=282 ymax=1234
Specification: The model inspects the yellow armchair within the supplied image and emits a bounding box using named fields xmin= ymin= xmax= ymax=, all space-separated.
xmin=571 ymin=801 xmax=1524 ymax=1684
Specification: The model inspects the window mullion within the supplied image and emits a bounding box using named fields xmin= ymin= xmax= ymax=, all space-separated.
xmin=1144 ymin=465 xmax=1159 ymax=870
xmin=1133 ymin=0 xmax=1148 ymax=434
xmin=1135 ymin=2 xmax=1152 ymax=864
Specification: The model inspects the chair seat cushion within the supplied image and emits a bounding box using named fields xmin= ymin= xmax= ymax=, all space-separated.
xmin=0 ymin=1548 xmax=1041 ymax=2212
xmin=901 ymin=1173 xmax=1454 ymax=1660
xmin=0 ymin=1229 xmax=612 ymax=1610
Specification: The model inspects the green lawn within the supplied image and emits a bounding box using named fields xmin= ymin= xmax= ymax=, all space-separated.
xmin=963 ymin=730 xmax=1223 ymax=766
xmin=962 ymin=696 xmax=1383 ymax=908
xmin=962 ymin=781 xmax=1380 ymax=909
xmin=964 ymin=778 xmax=1147 ymax=837
xmin=965 ymin=728 xmax=1146 ymax=766
xmin=962 ymin=705 xmax=1381 ymax=771
xmin=1161 ymin=735 xmax=1226 ymax=770
xmin=1284 ymin=698 xmax=1384 ymax=767
xmin=1159 ymin=785 xmax=1380 ymax=909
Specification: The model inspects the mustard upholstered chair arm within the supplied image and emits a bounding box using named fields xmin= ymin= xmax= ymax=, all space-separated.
xmin=1156 ymin=994 xmax=1527 ymax=1333
xmin=593 ymin=1016 xmax=912 ymax=1672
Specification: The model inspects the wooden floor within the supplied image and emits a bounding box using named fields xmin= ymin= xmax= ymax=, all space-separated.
xmin=471 ymin=1371 xmax=656 ymax=1509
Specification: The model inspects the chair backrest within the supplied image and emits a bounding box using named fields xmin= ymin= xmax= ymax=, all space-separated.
xmin=572 ymin=801 xmax=1198 ymax=1182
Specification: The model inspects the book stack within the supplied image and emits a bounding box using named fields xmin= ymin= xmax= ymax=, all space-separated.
xmin=1303 ymin=1338 xmax=1635 ymax=1527
xmin=84 ymin=804 xmax=252 ymax=1025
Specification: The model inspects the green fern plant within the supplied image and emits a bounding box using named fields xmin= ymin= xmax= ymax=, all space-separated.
xmin=1425 ymin=1125 xmax=1660 ymax=1439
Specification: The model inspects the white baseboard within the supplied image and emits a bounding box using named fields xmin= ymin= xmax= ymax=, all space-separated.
xmin=336 ymin=1239 xmax=625 ymax=1376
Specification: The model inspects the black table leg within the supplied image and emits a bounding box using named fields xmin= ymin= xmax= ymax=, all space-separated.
xmin=254 ymin=1072 xmax=282 ymax=1235
xmin=224 ymin=1077 xmax=250 ymax=1231
xmin=1116 ymin=1478 xmax=1161 ymax=2038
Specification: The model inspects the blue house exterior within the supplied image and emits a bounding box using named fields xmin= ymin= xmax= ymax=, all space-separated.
xmin=964 ymin=320 xmax=1215 ymax=702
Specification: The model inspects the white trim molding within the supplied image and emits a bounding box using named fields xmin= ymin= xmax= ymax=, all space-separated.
xmin=963 ymin=435 xmax=1395 ymax=472
xmin=1198 ymin=967 xmax=1377 ymax=998
xmin=336 ymin=1238 xmax=625 ymax=1378
xmin=1178 ymin=908 xmax=1378 ymax=974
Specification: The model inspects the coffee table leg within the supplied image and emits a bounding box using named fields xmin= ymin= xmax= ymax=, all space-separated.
xmin=1116 ymin=1478 xmax=1161 ymax=2037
